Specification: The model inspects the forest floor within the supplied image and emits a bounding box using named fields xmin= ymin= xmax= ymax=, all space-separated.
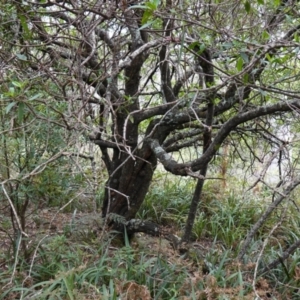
xmin=0 ymin=206 xmax=283 ymax=300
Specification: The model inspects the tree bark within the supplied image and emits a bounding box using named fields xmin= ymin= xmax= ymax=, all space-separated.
xmin=181 ymin=47 xmax=215 ymax=243
xmin=102 ymin=151 xmax=157 ymax=220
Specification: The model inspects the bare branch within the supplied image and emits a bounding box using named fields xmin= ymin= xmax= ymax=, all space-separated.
xmin=238 ymin=176 xmax=300 ymax=260
xmin=149 ymin=99 xmax=300 ymax=175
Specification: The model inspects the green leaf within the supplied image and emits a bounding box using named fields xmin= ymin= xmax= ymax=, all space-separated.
xmin=146 ymin=2 xmax=157 ymax=10
xmin=188 ymin=41 xmax=201 ymax=50
xmin=240 ymin=52 xmax=249 ymax=63
xmin=189 ymin=42 xmax=206 ymax=54
xmin=139 ymin=20 xmax=154 ymax=30
xmin=5 ymin=102 xmax=17 ymax=114
xmin=258 ymin=88 xmax=267 ymax=96
xmin=152 ymin=0 xmax=160 ymax=8
xmin=244 ymin=1 xmax=251 ymax=13
xmin=243 ymin=73 xmax=249 ymax=83
xmin=198 ymin=44 xmax=206 ymax=54
xmin=63 ymin=275 xmax=75 ymax=300
xmin=19 ymin=14 xmax=32 ymax=40
xmin=257 ymin=0 xmax=264 ymax=4
xmin=223 ymin=42 xmax=233 ymax=50
xmin=12 ymin=81 xmax=23 ymax=88
xmin=18 ymin=102 xmax=25 ymax=122
xmin=274 ymin=0 xmax=280 ymax=7
xmin=8 ymin=87 xmax=15 ymax=97
xmin=265 ymin=53 xmax=273 ymax=62
xmin=144 ymin=0 xmax=160 ymax=10
xmin=261 ymin=30 xmax=270 ymax=40
xmin=236 ymin=57 xmax=244 ymax=71
xmin=29 ymin=93 xmax=42 ymax=101
xmin=16 ymin=53 xmax=27 ymax=61
xmin=141 ymin=10 xmax=153 ymax=25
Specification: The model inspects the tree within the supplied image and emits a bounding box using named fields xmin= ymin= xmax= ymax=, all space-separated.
xmin=1 ymin=0 xmax=300 ymax=242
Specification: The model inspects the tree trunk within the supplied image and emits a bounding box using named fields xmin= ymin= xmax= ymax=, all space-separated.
xmin=102 ymin=150 xmax=157 ymax=220
xmin=101 ymin=12 xmax=151 ymax=221
xmin=180 ymin=48 xmax=215 ymax=244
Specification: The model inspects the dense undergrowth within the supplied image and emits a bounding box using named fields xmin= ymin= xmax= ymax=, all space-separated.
xmin=1 ymin=175 xmax=300 ymax=299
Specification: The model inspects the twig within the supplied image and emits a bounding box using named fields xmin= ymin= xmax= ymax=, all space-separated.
xmin=2 ymin=231 xmax=22 ymax=289
xmin=253 ymin=220 xmax=282 ymax=298
xmin=1 ymin=184 xmax=28 ymax=238
xmin=184 ymin=167 xmax=205 ymax=179
xmin=21 ymin=235 xmax=49 ymax=298
xmin=238 ymin=176 xmax=300 ymax=260
xmin=259 ymin=239 xmax=300 ymax=276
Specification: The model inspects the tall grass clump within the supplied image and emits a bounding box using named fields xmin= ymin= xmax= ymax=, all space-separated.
xmin=0 ymin=230 xmax=191 ymax=300
xmin=193 ymin=193 xmax=262 ymax=248
xmin=138 ymin=175 xmax=195 ymax=226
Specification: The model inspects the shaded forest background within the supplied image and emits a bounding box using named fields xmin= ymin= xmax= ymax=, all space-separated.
xmin=1 ymin=0 xmax=300 ymax=298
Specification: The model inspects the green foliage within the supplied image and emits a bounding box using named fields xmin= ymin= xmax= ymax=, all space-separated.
xmin=1 ymin=0 xmax=300 ymax=297
xmin=1 ymin=173 xmax=300 ymax=298
xmin=0 ymin=66 xmax=95 ymax=262
xmin=236 ymin=56 xmax=244 ymax=72
xmin=137 ymin=175 xmax=194 ymax=225
xmin=194 ymin=194 xmax=261 ymax=248
xmin=261 ymin=247 xmax=300 ymax=298
xmin=139 ymin=175 xmax=264 ymax=249
xmin=0 ymin=233 xmax=189 ymax=299
xmin=130 ymin=0 xmax=161 ymax=29
xmin=244 ymin=1 xmax=251 ymax=13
